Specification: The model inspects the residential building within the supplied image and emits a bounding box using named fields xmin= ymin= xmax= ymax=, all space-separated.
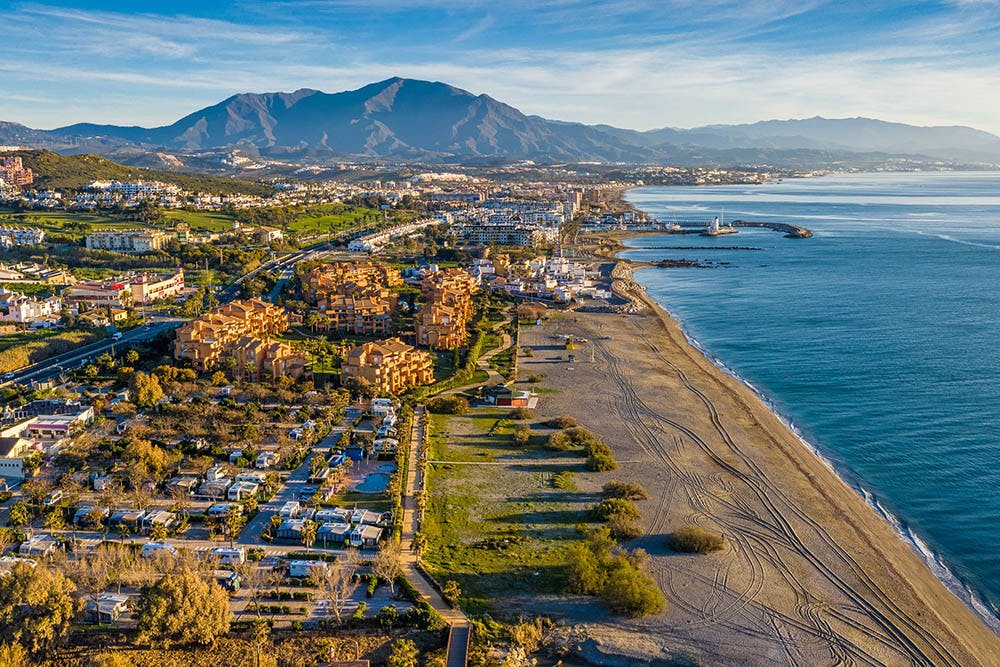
xmin=415 ymin=269 xmax=479 ymax=350
xmin=0 ymin=436 xmax=35 ymax=480
xmin=174 ymin=299 xmax=306 ymax=379
xmin=130 ymin=270 xmax=185 ymax=304
xmin=0 ymin=227 xmax=44 ymax=246
xmin=303 ymin=261 xmax=401 ymax=303
xmin=85 ymin=229 xmax=169 ymax=254
xmin=342 ymin=337 xmax=434 ymax=394
xmin=0 ymin=157 xmax=33 ymax=187
xmin=317 ymin=294 xmax=392 ymax=336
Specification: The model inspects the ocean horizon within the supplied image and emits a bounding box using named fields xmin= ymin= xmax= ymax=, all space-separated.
xmin=623 ymin=172 xmax=1000 ymax=631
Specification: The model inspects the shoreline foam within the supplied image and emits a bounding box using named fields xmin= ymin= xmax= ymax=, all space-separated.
xmin=623 ymin=241 xmax=1000 ymax=636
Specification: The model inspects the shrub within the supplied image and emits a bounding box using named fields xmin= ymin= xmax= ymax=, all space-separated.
xmin=546 ymin=415 xmax=577 ymax=429
xmin=513 ymin=424 xmax=531 ymax=447
xmin=564 ymin=528 xmax=666 ymax=617
xmin=510 ymin=407 xmax=534 ymax=420
xmin=426 ymin=396 xmax=470 ymax=414
xmin=600 ymin=557 xmax=666 ymax=617
xmin=590 ymin=498 xmax=639 ymax=522
xmin=527 ymin=374 xmax=543 ymax=383
xmin=586 ymin=450 xmax=618 ymax=472
xmin=546 ymin=431 xmax=574 ymax=451
xmin=553 ymin=471 xmax=577 ymax=491
xmin=602 ymin=480 xmax=649 ymax=501
xmin=608 ymin=517 xmax=643 ymax=540
xmin=668 ymin=525 xmax=726 ymax=554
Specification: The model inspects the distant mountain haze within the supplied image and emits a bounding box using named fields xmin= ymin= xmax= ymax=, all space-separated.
xmin=3 ymin=77 xmax=999 ymax=164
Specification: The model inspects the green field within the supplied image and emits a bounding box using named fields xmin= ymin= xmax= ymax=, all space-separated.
xmin=423 ymin=408 xmax=594 ymax=614
xmin=284 ymin=204 xmax=381 ymax=236
xmin=0 ymin=210 xmax=135 ymax=240
xmin=162 ymin=210 xmax=236 ymax=232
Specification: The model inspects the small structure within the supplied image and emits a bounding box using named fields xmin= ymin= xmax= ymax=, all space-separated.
xmin=227 ymin=480 xmax=259 ymax=501
xmin=209 ymin=546 xmax=246 ymax=565
xmin=278 ymin=501 xmax=302 ymax=518
xmin=19 ymin=535 xmax=59 ymax=557
xmin=73 ymin=506 xmax=108 ymax=528
xmin=140 ymin=510 xmax=177 ymax=535
xmin=318 ymin=522 xmax=351 ymax=547
xmin=350 ymin=524 xmax=382 ymax=549
xmin=287 ymin=559 xmax=327 ymax=578
xmin=276 ymin=518 xmax=306 ymax=541
xmin=255 ymin=451 xmax=280 ymax=469
xmin=108 ymin=508 xmax=146 ymax=531
xmin=82 ymin=593 xmax=130 ymax=624
xmin=485 ymin=384 xmax=539 ymax=408
xmin=207 ymin=503 xmax=241 ymax=518
xmin=140 ymin=541 xmax=177 ymax=559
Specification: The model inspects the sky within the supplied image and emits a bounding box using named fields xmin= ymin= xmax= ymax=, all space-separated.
xmin=2 ymin=0 xmax=1000 ymax=134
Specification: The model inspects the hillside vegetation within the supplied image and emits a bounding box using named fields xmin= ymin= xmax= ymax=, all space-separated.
xmin=12 ymin=150 xmax=273 ymax=195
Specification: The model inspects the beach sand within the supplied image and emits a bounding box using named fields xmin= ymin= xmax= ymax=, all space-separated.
xmin=515 ymin=262 xmax=1000 ymax=666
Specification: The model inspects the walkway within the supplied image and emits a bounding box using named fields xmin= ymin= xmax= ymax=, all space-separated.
xmin=400 ymin=405 xmax=471 ymax=665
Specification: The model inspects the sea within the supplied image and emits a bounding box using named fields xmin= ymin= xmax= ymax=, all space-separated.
xmin=622 ymin=171 xmax=1000 ymax=631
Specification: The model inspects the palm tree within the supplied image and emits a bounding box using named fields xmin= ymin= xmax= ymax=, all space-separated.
xmin=300 ymin=520 xmax=317 ymax=553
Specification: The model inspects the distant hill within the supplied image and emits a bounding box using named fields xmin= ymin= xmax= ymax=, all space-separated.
xmin=9 ymin=149 xmax=272 ymax=195
xmin=4 ymin=77 xmax=1000 ymax=165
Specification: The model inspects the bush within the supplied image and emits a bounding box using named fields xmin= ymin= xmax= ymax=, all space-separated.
xmin=608 ymin=517 xmax=643 ymax=540
xmin=586 ymin=449 xmax=618 ymax=472
xmin=546 ymin=431 xmax=574 ymax=451
xmin=426 ymin=396 xmax=469 ymax=414
xmin=553 ymin=471 xmax=577 ymax=491
xmin=668 ymin=525 xmax=726 ymax=554
xmin=513 ymin=424 xmax=531 ymax=447
xmin=590 ymin=498 xmax=639 ymax=522
xmin=602 ymin=480 xmax=648 ymax=500
xmin=527 ymin=374 xmax=544 ymax=383
xmin=510 ymin=407 xmax=534 ymax=420
xmin=601 ymin=557 xmax=666 ymax=617
xmin=546 ymin=415 xmax=577 ymax=429
xmin=565 ymin=528 xmax=666 ymax=617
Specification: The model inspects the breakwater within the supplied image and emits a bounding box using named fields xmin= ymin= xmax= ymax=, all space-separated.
xmin=730 ymin=219 xmax=813 ymax=238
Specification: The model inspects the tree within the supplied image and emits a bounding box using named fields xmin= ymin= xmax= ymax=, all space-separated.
xmin=124 ymin=349 xmax=140 ymax=365
xmin=0 ymin=642 xmax=28 ymax=667
xmin=150 ymin=522 xmax=168 ymax=542
xmin=129 ymin=372 xmax=164 ymax=409
xmin=7 ymin=502 xmax=28 ymax=528
xmin=442 ymin=580 xmax=461 ymax=605
xmin=372 ymin=540 xmax=402 ymax=593
xmin=312 ymin=550 xmax=359 ymax=623
xmin=43 ymin=510 xmax=64 ymax=534
xmin=249 ymin=617 xmax=270 ymax=667
xmin=386 ymin=638 xmax=419 ymax=667
xmin=299 ymin=520 xmax=317 ymax=552
xmin=135 ymin=568 xmax=231 ymax=647
xmin=225 ymin=507 xmax=243 ymax=547
xmin=0 ymin=562 xmax=80 ymax=654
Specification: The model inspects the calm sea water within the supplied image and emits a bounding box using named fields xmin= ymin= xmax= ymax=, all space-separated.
xmin=623 ymin=172 xmax=1000 ymax=627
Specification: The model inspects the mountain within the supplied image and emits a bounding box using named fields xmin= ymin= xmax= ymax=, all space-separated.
xmin=3 ymin=77 xmax=1000 ymax=165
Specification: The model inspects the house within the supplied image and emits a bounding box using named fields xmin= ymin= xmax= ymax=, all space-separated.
xmin=318 ymin=522 xmax=351 ymax=546
xmin=351 ymin=508 xmax=384 ymax=526
xmin=0 ymin=436 xmax=34 ymax=480
xmin=19 ymin=535 xmax=59 ymax=557
xmin=227 ymin=480 xmax=259 ymax=501
xmin=165 ymin=475 xmax=199 ymax=496
xmin=278 ymin=501 xmax=301 ymax=518
xmin=140 ymin=541 xmax=177 ymax=558
xmin=314 ymin=508 xmax=350 ymax=524
xmin=205 ymin=465 xmax=228 ymax=481
xmin=82 ymin=593 xmax=130 ymax=624
xmin=276 ymin=518 xmax=306 ymax=541
xmin=73 ymin=506 xmax=108 ymax=528
xmin=198 ymin=478 xmax=231 ymax=499
xmin=255 ymin=451 xmax=280 ymax=469
xmin=287 ymin=559 xmax=327 ymax=578
xmin=207 ymin=503 xmax=241 ymax=518
xmin=108 ymin=508 xmax=146 ymax=531
xmin=370 ymin=398 xmax=395 ymax=416
xmin=26 ymin=414 xmax=89 ymax=440
xmin=228 ymin=449 xmax=243 ymax=465
xmin=234 ymin=471 xmax=267 ymax=485
xmin=209 ymin=546 xmax=246 ymax=565
xmin=140 ymin=510 xmax=177 ymax=535
xmin=486 ymin=384 xmax=539 ymax=408
xmin=350 ymin=524 xmax=382 ymax=548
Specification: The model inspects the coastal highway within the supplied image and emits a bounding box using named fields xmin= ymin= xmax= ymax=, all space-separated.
xmin=1 ymin=318 xmax=186 ymax=389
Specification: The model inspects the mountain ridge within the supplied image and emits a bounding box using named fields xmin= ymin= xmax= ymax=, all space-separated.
xmin=4 ymin=77 xmax=999 ymax=164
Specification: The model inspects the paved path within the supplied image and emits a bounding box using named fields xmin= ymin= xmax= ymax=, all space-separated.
xmin=441 ymin=315 xmax=515 ymax=397
xmin=400 ymin=405 xmax=471 ymax=664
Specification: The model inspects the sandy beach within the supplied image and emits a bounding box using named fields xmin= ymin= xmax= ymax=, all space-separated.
xmin=516 ymin=260 xmax=1000 ymax=666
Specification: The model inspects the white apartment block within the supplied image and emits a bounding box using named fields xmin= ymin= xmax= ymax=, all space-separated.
xmin=0 ymin=227 xmax=45 ymax=247
xmin=85 ymin=229 xmax=169 ymax=254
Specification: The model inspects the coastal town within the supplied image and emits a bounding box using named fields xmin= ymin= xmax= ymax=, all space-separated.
xmin=0 ymin=133 xmax=997 ymax=667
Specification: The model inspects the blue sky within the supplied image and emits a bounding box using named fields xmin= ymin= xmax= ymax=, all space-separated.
xmin=2 ymin=0 xmax=1000 ymax=133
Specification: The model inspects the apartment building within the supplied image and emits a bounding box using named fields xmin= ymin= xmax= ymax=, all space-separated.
xmin=0 ymin=157 xmax=33 ymax=187
xmin=130 ymin=270 xmax=185 ymax=305
xmin=342 ymin=337 xmax=434 ymax=394
xmin=302 ymin=261 xmax=402 ymax=303
xmin=230 ymin=336 xmax=308 ymax=381
xmin=461 ymin=223 xmax=546 ymax=247
xmin=317 ymin=294 xmax=393 ymax=336
xmin=0 ymin=290 xmax=61 ymax=326
xmin=415 ymin=269 xmax=479 ymax=350
xmin=85 ymin=229 xmax=169 ymax=254
xmin=0 ymin=227 xmax=45 ymax=247
xmin=174 ymin=299 xmax=292 ymax=372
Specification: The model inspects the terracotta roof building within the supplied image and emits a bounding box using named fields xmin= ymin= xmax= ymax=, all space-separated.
xmin=342 ymin=337 xmax=433 ymax=394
